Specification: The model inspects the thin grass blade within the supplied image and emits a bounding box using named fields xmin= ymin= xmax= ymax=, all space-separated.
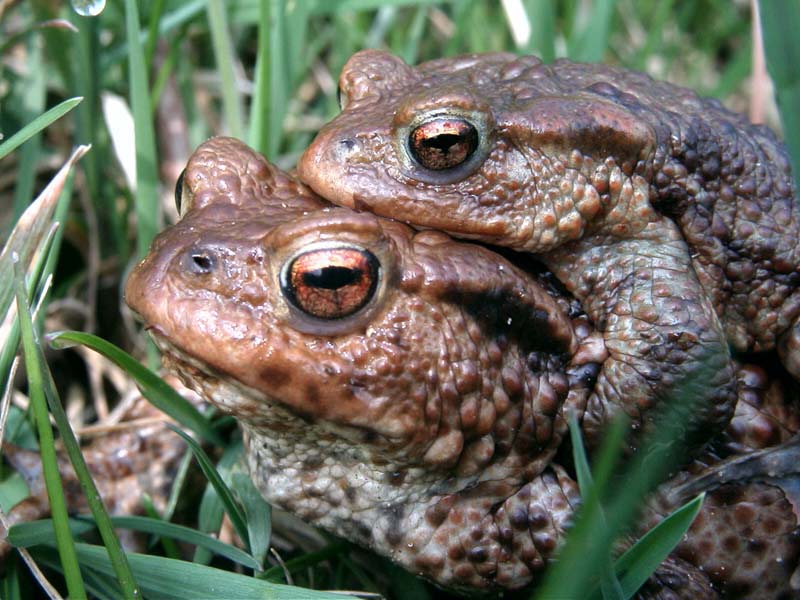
xmin=194 ymin=437 xmax=242 ymax=564
xmin=168 ymin=425 xmax=250 ymax=549
xmin=110 ymin=516 xmax=260 ymax=569
xmin=248 ymin=0 xmax=271 ymax=154
xmin=567 ymin=416 xmax=625 ymax=600
xmin=522 ymin=0 xmax=556 ymax=61
xmin=19 ymin=335 xmax=140 ymax=597
xmin=7 ymin=519 xmax=97 ymax=547
xmin=232 ymin=471 xmax=272 ymax=570
xmin=614 ymin=493 xmax=705 ymax=598
xmin=568 ymin=415 xmax=593 ymax=494
xmin=47 ymin=330 xmax=222 ymax=445
xmin=10 ymin=34 xmax=46 ymax=222
xmin=71 ymin=542 xmax=357 ymax=599
xmin=0 ymin=146 xmax=88 ymax=339
xmin=1 ymin=221 xmax=58 ymax=397
xmin=207 ymin=0 xmax=244 ymax=140
xmin=759 ymin=0 xmax=800 ymax=191
xmin=0 ymin=558 xmax=22 ymax=600
xmin=143 ymin=0 xmax=167 ymax=67
xmin=13 ymin=261 xmax=87 ymax=600
xmin=10 ymin=516 xmax=260 ymax=570
xmin=0 ymin=97 xmax=82 ymax=160
xmin=250 ymin=0 xmax=289 ymax=158
xmin=261 ymin=540 xmax=349 ymax=582
xmin=399 ymin=6 xmax=428 ymax=65
xmin=566 ymin=0 xmax=617 ymax=62
xmin=124 ymin=0 xmax=160 ymax=258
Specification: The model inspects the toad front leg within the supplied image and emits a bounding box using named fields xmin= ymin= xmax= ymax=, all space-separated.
xmin=545 ymin=216 xmax=737 ymax=447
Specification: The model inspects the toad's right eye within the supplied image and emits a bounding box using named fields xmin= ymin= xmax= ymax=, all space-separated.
xmin=408 ymin=117 xmax=479 ymax=171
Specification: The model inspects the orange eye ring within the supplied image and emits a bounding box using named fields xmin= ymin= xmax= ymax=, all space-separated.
xmin=408 ymin=117 xmax=478 ymax=171
xmin=281 ymin=247 xmax=380 ymax=320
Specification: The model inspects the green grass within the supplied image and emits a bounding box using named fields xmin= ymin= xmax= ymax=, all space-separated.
xmin=0 ymin=1 xmax=794 ymax=598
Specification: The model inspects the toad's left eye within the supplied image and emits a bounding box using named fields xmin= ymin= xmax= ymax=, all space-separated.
xmin=281 ymin=247 xmax=379 ymax=320
xmin=174 ymin=168 xmax=186 ymax=214
xmin=337 ymin=86 xmax=348 ymax=111
xmin=408 ymin=117 xmax=478 ymax=171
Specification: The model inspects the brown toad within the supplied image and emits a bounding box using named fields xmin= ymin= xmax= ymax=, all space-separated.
xmin=125 ymin=138 xmax=800 ymax=597
xmin=298 ymin=51 xmax=800 ymax=446
xmin=125 ymin=137 xmax=591 ymax=591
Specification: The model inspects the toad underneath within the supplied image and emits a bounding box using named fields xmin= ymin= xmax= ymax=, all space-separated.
xmin=126 ymin=137 xmax=800 ymax=598
xmin=298 ymin=51 xmax=800 ymax=447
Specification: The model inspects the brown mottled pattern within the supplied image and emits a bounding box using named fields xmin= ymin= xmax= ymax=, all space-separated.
xmin=127 ymin=137 xmax=800 ymax=596
xmin=1 ymin=387 xmax=191 ymax=555
xmin=640 ymin=365 xmax=800 ymax=599
xmin=126 ymin=137 xmax=600 ymax=591
xmin=298 ymin=50 xmax=800 ymax=451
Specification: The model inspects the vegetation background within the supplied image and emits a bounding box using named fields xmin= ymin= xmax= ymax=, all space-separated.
xmin=0 ymin=1 xmax=794 ymax=599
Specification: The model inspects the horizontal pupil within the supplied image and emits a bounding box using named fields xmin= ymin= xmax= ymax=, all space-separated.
xmin=303 ymin=266 xmax=361 ymax=289
xmin=423 ymin=133 xmax=464 ymax=152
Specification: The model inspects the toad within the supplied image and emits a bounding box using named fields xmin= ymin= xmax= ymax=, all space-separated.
xmin=126 ymin=138 xmax=800 ymax=596
xmin=126 ymin=137 xmax=591 ymax=591
xmin=298 ymin=51 xmax=800 ymax=446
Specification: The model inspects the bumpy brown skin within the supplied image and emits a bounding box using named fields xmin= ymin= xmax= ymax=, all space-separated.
xmin=1 ymin=390 xmax=190 ymax=555
xmin=640 ymin=365 xmax=800 ymax=599
xmin=126 ymin=138 xmax=800 ymax=597
xmin=298 ymin=51 xmax=800 ymax=447
xmin=126 ymin=137 xmax=594 ymax=591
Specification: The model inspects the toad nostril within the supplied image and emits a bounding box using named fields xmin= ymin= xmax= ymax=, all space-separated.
xmin=183 ymin=249 xmax=216 ymax=274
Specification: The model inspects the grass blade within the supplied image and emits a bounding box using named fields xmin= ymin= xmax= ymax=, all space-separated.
xmin=566 ymin=0 xmax=617 ymax=62
xmin=0 ymin=146 xmax=88 ymax=333
xmin=71 ymin=542 xmax=355 ymax=600
xmin=614 ymin=493 xmax=705 ymax=598
xmin=207 ymin=0 xmax=245 ymax=140
xmin=17 ymin=333 xmax=140 ymax=597
xmin=261 ymin=540 xmax=349 ymax=582
xmin=47 ymin=330 xmax=222 ymax=445
xmin=248 ymin=0 xmax=271 ymax=154
xmin=536 ymin=359 xmax=708 ymax=600
xmin=13 ymin=260 xmax=87 ymax=600
xmin=566 ymin=417 xmax=626 ymax=600
xmin=124 ymin=0 xmax=160 ymax=259
xmin=194 ymin=437 xmax=243 ymax=565
xmin=143 ymin=0 xmax=167 ymax=67
xmin=232 ymin=471 xmax=272 ymax=570
xmin=759 ymin=0 xmax=800 ymax=191
xmin=248 ymin=0 xmax=289 ymax=158
xmin=569 ymin=415 xmax=593 ymax=493
xmin=168 ymin=425 xmax=250 ymax=549
xmin=8 ymin=519 xmax=97 ymax=547
xmin=10 ymin=33 xmax=46 ymax=222
xmin=0 ymin=220 xmax=59 ymax=409
xmin=108 ymin=516 xmax=260 ymax=570
xmin=522 ymin=0 xmax=556 ymax=61
xmin=0 ymin=97 xmax=82 ymax=160
xmin=9 ymin=516 xmax=260 ymax=570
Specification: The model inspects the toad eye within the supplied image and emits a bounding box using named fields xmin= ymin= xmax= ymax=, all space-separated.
xmin=408 ymin=117 xmax=478 ymax=171
xmin=281 ymin=247 xmax=380 ymax=320
xmin=174 ymin=168 xmax=186 ymax=214
xmin=337 ymin=86 xmax=348 ymax=111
